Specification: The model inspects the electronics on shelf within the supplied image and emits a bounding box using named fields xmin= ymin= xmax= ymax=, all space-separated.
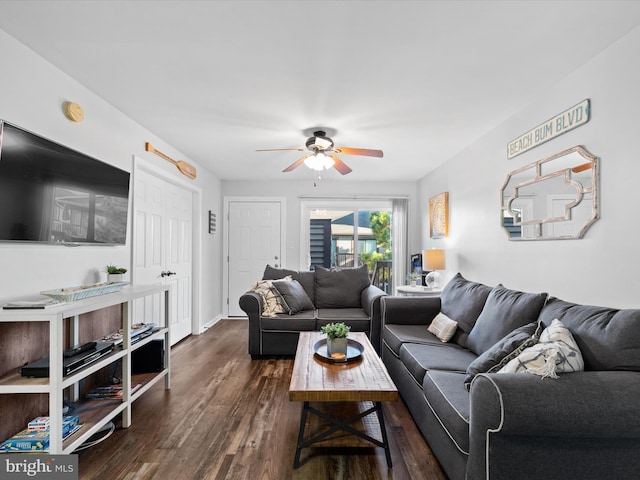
xmin=20 ymin=342 xmax=114 ymax=378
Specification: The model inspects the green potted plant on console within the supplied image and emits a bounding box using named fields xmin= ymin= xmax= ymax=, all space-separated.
xmin=106 ymin=265 xmax=127 ymax=283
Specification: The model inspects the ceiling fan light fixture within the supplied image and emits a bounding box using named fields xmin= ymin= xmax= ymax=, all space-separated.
xmin=304 ymin=152 xmax=334 ymax=171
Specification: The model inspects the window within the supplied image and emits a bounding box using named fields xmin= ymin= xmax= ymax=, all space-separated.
xmin=301 ymin=200 xmax=392 ymax=275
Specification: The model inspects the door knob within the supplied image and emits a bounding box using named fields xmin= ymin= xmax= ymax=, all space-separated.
xmin=160 ymin=271 xmax=176 ymax=277
xmin=274 ymin=255 xmax=279 ymax=260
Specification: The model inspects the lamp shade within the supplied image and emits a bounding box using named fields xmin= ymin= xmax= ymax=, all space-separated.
xmin=424 ymin=249 xmax=445 ymax=270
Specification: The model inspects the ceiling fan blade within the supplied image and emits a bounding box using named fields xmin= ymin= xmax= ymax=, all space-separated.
xmin=329 ymin=155 xmax=352 ymax=175
xmin=256 ymin=148 xmax=305 ymax=152
xmin=333 ymin=147 xmax=384 ymax=158
xmin=282 ymin=155 xmax=308 ymax=172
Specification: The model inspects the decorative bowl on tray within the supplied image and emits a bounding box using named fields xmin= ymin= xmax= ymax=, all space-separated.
xmin=313 ymin=338 xmax=364 ymax=363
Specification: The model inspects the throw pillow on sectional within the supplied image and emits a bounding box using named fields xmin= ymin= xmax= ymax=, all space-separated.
xmin=538 ymin=297 xmax=640 ymax=371
xmin=428 ymin=312 xmax=458 ymax=342
xmin=466 ymin=284 xmax=548 ymax=356
xmin=262 ymin=265 xmax=315 ymax=304
xmin=498 ymin=318 xmax=584 ymax=378
xmin=314 ymin=265 xmax=370 ymax=308
xmin=464 ymin=321 xmax=541 ymax=390
xmin=272 ymin=278 xmax=315 ymax=314
xmin=249 ymin=280 xmax=288 ymax=316
xmin=439 ymin=273 xmax=493 ymax=348
xmin=262 ymin=265 xmax=297 ymax=280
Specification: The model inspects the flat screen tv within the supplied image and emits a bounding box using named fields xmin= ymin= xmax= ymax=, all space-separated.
xmin=0 ymin=120 xmax=130 ymax=245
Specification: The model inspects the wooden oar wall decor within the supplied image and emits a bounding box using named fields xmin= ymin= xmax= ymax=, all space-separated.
xmin=145 ymin=142 xmax=197 ymax=179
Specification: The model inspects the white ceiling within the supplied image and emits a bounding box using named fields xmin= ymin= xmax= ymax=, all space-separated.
xmin=1 ymin=1 xmax=640 ymax=182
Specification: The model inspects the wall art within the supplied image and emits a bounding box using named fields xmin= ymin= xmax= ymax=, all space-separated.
xmin=429 ymin=192 xmax=449 ymax=239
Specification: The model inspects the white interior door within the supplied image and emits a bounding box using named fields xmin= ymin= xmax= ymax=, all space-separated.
xmin=133 ymin=168 xmax=193 ymax=344
xmin=227 ymin=201 xmax=282 ymax=316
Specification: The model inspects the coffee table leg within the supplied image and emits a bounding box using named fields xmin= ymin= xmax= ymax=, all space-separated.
xmin=293 ymin=401 xmax=309 ymax=468
xmin=376 ymin=402 xmax=393 ymax=468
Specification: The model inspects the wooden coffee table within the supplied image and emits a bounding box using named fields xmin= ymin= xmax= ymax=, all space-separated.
xmin=289 ymin=331 xmax=399 ymax=468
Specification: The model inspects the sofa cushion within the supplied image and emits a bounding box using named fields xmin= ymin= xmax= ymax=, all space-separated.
xmin=249 ymin=280 xmax=288 ymax=316
xmin=464 ymin=321 xmax=541 ymax=389
xmin=314 ymin=265 xmax=370 ymax=308
xmin=538 ymin=297 xmax=640 ymax=371
xmin=428 ymin=312 xmax=458 ymax=342
xmin=316 ymin=308 xmax=371 ymax=332
xmin=439 ymin=273 xmax=493 ymax=348
xmin=466 ymin=284 xmax=548 ymax=355
xmin=400 ymin=343 xmax=478 ymax=385
xmin=263 ymin=265 xmax=316 ymax=304
xmin=272 ymin=278 xmax=314 ymax=314
xmin=423 ymin=371 xmax=470 ymax=455
xmin=499 ymin=319 xmax=584 ymax=378
xmin=260 ymin=310 xmax=316 ymax=331
xmin=383 ymin=324 xmax=449 ymax=357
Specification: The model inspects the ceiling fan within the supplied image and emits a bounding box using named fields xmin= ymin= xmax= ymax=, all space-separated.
xmin=256 ymin=130 xmax=383 ymax=175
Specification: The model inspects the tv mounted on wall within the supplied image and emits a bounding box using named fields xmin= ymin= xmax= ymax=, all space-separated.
xmin=0 ymin=120 xmax=130 ymax=245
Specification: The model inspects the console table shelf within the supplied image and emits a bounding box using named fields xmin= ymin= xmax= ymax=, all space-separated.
xmin=0 ymin=284 xmax=170 ymax=454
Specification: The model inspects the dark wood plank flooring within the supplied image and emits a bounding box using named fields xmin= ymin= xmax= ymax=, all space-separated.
xmin=78 ymin=320 xmax=446 ymax=479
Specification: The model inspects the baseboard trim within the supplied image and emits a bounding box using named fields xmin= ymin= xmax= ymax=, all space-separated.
xmin=201 ymin=315 xmax=224 ymax=332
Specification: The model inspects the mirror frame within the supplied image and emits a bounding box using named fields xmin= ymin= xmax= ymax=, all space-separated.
xmin=500 ymin=145 xmax=599 ymax=240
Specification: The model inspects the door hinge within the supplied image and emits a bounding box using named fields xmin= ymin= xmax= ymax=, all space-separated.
xmin=226 ymin=297 xmax=229 ymax=305
xmin=227 ymin=255 xmax=229 ymax=263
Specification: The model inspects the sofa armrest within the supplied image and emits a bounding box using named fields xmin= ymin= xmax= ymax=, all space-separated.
xmin=239 ymin=291 xmax=262 ymax=357
xmin=467 ymin=371 xmax=640 ymax=479
xmin=361 ymin=284 xmax=387 ymax=355
xmin=381 ymin=296 xmax=441 ymax=326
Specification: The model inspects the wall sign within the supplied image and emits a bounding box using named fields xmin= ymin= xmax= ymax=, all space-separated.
xmin=507 ymin=99 xmax=590 ymax=159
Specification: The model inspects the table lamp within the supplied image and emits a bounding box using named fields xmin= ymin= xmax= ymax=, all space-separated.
xmin=423 ymin=249 xmax=446 ymax=288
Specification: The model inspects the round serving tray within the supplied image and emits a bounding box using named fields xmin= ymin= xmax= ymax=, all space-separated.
xmin=313 ymin=338 xmax=364 ymax=364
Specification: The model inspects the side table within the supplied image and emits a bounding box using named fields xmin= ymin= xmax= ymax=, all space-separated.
xmin=395 ymin=285 xmax=442 ymax=297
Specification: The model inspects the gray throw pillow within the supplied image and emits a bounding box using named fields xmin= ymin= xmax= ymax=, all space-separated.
xmin=263 ymin=265 xmax=315 ymax=303
xmin=314 ymin=265 xmax=370 ymax=308
xmin=272 ymin=279 xmax=315 ymax=314
xmin=538 ymin=297 xmax=640 ymax=371
xmin=466 ymin=284 xmax=548 ymax=355
xmin=464 ymin=321 xmax=541 ymax=390
xmin=440 ymin=273 xmax=493 ymax=348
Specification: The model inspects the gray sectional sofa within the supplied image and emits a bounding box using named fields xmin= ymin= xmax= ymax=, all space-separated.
xmin=239 ymin=265 xmax=387 ymax=358
xmin=381 ymin=273 xmax=640 ymax=480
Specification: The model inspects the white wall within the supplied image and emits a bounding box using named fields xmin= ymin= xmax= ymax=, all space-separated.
xmin=417 ymin=25 xmax=640 ymax=308
xmin=0 ymin=29 xmax=223 ymax=328
xmin=221 ymin=179 xmax=419 ymax=271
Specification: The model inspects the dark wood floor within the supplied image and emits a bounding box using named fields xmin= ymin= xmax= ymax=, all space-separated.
xmin=78 ymin=320 xmax=447 ymax=479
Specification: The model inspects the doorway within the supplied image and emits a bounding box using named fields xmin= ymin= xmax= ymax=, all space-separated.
xmin=132 ymin=160 xmax=199 ymax=345
xmin=225 ymin=198 xmax=285 ymax=317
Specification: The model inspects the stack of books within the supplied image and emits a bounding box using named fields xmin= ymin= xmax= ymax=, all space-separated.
xmin=0 ymin=416 xmax=81 ymax=452
xmin=100 ymin=323 xmax=157 ymax=346
xmin=86 ymin=384 xmax=142 ymax=400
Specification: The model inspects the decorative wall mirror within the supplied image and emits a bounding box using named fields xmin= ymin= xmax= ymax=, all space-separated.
xmin=500 ymin=145 xmax=599 ymax=240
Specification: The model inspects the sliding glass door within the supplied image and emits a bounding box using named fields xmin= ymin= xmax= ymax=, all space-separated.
xmin=301 ymin=200 xmax=392 ymax=276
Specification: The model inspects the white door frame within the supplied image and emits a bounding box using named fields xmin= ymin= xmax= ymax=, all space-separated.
xmin=223 ymin=196 xmax=286 ymax=317
xmin=132 ymin=156 xmax=202 ymax=335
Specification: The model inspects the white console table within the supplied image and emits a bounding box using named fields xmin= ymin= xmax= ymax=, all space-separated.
xmin=0 ymin=284 xmax=170 ymax=454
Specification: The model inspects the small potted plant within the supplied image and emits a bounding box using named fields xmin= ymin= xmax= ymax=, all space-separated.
xmin=106 ymin=265 xmax=127 ymax=283
xmin=321 ymin=322 xmax=351 ymax=358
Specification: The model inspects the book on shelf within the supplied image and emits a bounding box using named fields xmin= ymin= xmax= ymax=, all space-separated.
xmin=100 ymin=323 xmax=157 ymax=346
xmin=0 ymin=416 xmax=81 ymax=452
xmin=86 ymin=383 xmax=142 ymax=399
